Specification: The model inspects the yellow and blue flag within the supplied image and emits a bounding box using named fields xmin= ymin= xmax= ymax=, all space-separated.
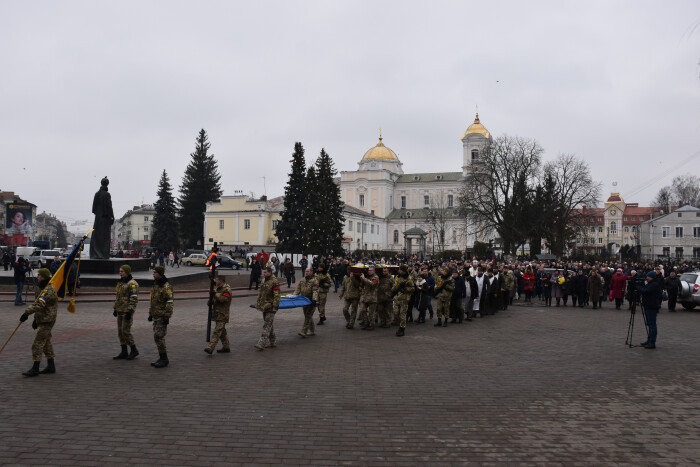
xmin=49 ymin=232 xmax=89 ymax=302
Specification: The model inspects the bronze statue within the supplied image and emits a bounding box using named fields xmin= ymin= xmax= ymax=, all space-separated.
xmin=90 ymin=177 xmax=115 ymax=259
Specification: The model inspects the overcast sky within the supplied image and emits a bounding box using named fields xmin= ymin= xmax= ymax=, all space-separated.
xmin=2 ymin=1 xmax=699 ymax=232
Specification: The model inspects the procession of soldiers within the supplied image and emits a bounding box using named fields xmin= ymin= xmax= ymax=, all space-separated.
xmin=11 ymin=250 xmax=697 ymax=377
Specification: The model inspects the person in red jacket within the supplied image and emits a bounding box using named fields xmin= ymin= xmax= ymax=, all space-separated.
xmin=609 ymin=268 xmax=627 ymax=310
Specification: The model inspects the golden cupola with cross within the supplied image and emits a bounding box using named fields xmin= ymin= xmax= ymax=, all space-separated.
xmin=357 ymin=131 xmax=403 ymax=174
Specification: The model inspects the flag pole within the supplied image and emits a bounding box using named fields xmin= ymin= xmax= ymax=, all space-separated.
xmin=0 ymin=321 xmax=22 ymax=354
xmin=206 ymin=242 xmax=218 ymax=342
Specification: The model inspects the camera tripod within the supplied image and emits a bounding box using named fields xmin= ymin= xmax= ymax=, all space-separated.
xmin=625 ymin=297 xmax=649 ymax=348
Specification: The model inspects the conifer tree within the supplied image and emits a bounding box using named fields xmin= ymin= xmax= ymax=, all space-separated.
xmin=178 ymin=129 xmax=222 ymax=249
xmin=303 ymin=165 xmax=323 ymax=254
xmin=314 ymin=149 xmax=345 ymax=256
xmin=275 ymin=142 xmax=307 ymax=253
xmin=152 ymin=170 xmax=179 ymax=253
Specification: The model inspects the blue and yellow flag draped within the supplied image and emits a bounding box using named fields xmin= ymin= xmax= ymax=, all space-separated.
xmin=49 ymin=230 xmax=90 ymax=312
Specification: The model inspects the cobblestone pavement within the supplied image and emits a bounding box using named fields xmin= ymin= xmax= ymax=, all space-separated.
xmin=1 ymin=294 xmax=699 ymax=466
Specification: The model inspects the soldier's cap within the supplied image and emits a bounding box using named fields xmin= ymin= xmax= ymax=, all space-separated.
xmin=154 ymin=266 xmax=165 ymax=275
xmin=120 ymin=264 xmax=132 ymax=275
xmin=36 ymin=268 xmax=51 ymax=280
xmin=400 ymin=264 xmax=408 ymax=272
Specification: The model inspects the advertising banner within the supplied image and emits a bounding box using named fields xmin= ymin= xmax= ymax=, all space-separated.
xmin=6 ymin=203 xmax=33 ymax=236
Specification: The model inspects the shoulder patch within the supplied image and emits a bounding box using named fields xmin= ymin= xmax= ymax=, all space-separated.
xmin=273 ymin=286 xmax=280 ymax=290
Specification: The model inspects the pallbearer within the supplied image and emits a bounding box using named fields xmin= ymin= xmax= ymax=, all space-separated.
xmin=391 ymin=265 xmax=415 ymax=337
xmin=254 ymin=267 xmax=281 ymax=350
xmin=148 ymin=266 xmax=173 ymax=368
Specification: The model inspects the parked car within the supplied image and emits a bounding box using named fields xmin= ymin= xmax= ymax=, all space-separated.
xmin=678 ymin=271 xmax=700 ymax=310
xmin=217 ymin=254 xmax=242 ymax=270
xmin=184 ymin=254 xmax=208 ymax=266
xmin=27 ymin=249 xmax=62 ymax=268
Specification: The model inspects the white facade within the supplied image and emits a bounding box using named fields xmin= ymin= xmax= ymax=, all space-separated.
xmin=339 ymin=114 xmax=491 ymax=253
xmin=115 ymin=204 xmax=155 ymax=249
xmin=639 ymin=205 xmax=700 ymax=260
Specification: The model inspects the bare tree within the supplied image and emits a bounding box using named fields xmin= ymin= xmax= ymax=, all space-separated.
xmin=652 ymin=175 xmax=700 ymax=210
xmin=421 ymin=191 xmax=452 ymax=254
xmin=459 ymin=135 xmax=542 ymax=255
xmin=542 ymin=154 xmax=601 ymax=256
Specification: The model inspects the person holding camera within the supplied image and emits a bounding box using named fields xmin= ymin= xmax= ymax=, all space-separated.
xmin=636 ymin=271 xmax=663 ymax=349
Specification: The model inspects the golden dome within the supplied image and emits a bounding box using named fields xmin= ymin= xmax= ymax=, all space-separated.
xmin=461 ymin=113 xmax=490 ymax=139
xmin=362 ymin=133 xmax=399 ymax=161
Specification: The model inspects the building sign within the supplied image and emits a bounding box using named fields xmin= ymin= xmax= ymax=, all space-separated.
xmin=5 ymin=203 xmax=33 ymax=236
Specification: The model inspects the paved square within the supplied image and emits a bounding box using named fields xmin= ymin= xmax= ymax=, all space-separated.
xmin=1 ymin=293 xmax=699 ymax=466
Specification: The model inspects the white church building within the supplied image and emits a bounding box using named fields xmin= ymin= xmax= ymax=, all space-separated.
xmin=339 ymin=113 xmax=492 ymax=254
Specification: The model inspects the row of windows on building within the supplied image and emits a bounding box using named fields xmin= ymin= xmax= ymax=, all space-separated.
xmin=391 ymin=229 xmax=459 ymax=244
xmin=661 ymin=226 xmax=700 ymax=238
xmin=358 ymin=194 xmax=455 ymax=209
xmin=347 ymin=220 xmax=380 ymax=235
xmin=218 ymin=220 xmax=280 ymax=230
xmin=663 ymin=247 xmax=700 ymax=258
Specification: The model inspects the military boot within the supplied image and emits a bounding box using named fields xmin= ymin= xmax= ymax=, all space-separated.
xmin=39 ymin=358 xmax=56 ymax=374
xmin=22 ymin=361 xmax=40 ymax=377
xmin=150 ymin=354 xmax=163 ymax=367
xmin=442 ymin=320 xmax=448 ymax=327
xmin=113 ymin=345 xmax=128 ymax=360
xmin=434 ymin=318 xmax=442 ymax=327
xmin=126 ymin=345 xmax=139 ymax=360
xmin=395 ymin=327 xmax=405 ymax=337
xmin=153 ymin=353 xmax=169 ymax=368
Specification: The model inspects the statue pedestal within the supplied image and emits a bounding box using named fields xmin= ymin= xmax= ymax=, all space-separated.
xmin=79 ymin=258 xmax=151 ymax=274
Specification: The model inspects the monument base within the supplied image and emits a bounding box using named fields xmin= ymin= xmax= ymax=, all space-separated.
xmin=79 ymin=258 xmax=151 ymax=274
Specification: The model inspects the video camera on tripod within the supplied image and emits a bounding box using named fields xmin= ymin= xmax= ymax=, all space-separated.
xmin=626 ymin=274 xmax=648 ymax=347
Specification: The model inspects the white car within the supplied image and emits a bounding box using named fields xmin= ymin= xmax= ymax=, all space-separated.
xmin=27 ymin=249 xmax=62 ymax=268
xmin=678 ymin=271 xmax=700 ymax=310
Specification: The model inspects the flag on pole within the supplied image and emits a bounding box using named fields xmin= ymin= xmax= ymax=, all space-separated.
xmin=50 ymin=230 xmax=91 ymax=304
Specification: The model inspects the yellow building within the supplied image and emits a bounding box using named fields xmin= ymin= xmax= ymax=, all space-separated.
xmin=203 ymin=194 xmax=283 ymax=250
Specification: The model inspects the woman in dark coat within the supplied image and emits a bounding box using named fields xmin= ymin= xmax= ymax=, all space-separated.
xmin=249 ymin=259 xmax=262 ymax=290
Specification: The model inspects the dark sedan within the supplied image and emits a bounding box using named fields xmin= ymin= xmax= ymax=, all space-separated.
xmin=218 ymin=254 xmax=243 ymax=270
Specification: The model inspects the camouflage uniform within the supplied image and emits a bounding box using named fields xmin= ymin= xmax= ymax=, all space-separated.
xmin=392 ymin=274 xmax=415 ymax=328
xmin=294 ymin=275 xmax=319 ymax=335
xmin=359 ymin=272 xmax=379 ymax=329
xmin=339 ymin=275 xmax=361 ymax=327
xmin=207 ymin=283 xmax=232 ymax=352
xmin=149 ymin=279 xmax=174 ymax=354
xmin=376 ymin=272 xmax=394 ymax=326
xmin=256 ymin=275 xmax=281 ymax=348
xmin=435 ymin=274 xmax=455 ymax=320
xmin=114 ymin=277 xmax=139 ymax=346
xmin=315 ymin=271 xmax=332 ymax=319
xmin=24 ymin=284 xmax=58 ymax=362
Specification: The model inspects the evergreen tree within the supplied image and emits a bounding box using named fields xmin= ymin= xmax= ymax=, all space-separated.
xmin=303 ymin=165 xmax=322 ymax=254
xmin=275 ymin=142 xmax=307 ymax=253
xmin=313 ymin=149 xmax=345 ymax=256
xmin=55 ymin=222 xmax=68 ymax=249
xmin=178 ymin=129 xmax=222 ymax=249
xmin=152 ymin=170 xmax=179 ymax=253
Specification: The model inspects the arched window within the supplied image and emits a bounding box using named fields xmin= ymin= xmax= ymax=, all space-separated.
xmin=471 ymin=149 xmax=479 ymax=162
xmin=610 ymin=221 xmax=617 ymax=233
xmin=393 ymin=230 xmax=399 ymax=243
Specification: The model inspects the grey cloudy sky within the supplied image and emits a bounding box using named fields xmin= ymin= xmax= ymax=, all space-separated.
xmin=2 ymin=1 xmax=699 ymax=232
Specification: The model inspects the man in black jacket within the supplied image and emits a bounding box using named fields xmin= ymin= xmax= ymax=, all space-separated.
xmin=637 ymin=271 xmax=663 ymax=349
xmin=664 ymin=271 xmax=681 ymax=312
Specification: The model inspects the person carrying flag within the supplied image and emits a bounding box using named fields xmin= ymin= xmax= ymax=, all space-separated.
xmin=19 ymin=268 xmax=58 ymax=377
xmin=205 ymin=274 xmax=233 ymax=354
xmin=112 ymin=265 xmax=139 ymax=361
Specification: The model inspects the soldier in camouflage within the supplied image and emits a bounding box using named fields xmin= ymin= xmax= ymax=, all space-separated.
xmin=315 ymin=264 xmax=332 ymax=325
xmin=148 ymin=266 xmax=173 ymax=368
xmin=338 ymin=271 xmax=361 ymax=329
xmin=376 ymin=268 xmax=394 ymax=328
xmin=205 ymin=274 xmax=233 ymax=354
xmin=359 ymin=267 xmax=379 ymax=331
xmin=294 ymin=267 xmax=319 ymax=337
xmin=113 ymin=264 xmax=139 ymax=361
xmin=255 ymin=266 xmax=281 ymax=350
xmin=434 ymin=267 xmax=455 ymax=327
xmin=391 ymin=265 xmax=415 ymax=337
xmin=19 ymin=268 xmax=58 ymax=377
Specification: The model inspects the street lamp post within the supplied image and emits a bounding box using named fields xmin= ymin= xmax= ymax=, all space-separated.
xmin=401 ymin=207 xmax=407 ymax=258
